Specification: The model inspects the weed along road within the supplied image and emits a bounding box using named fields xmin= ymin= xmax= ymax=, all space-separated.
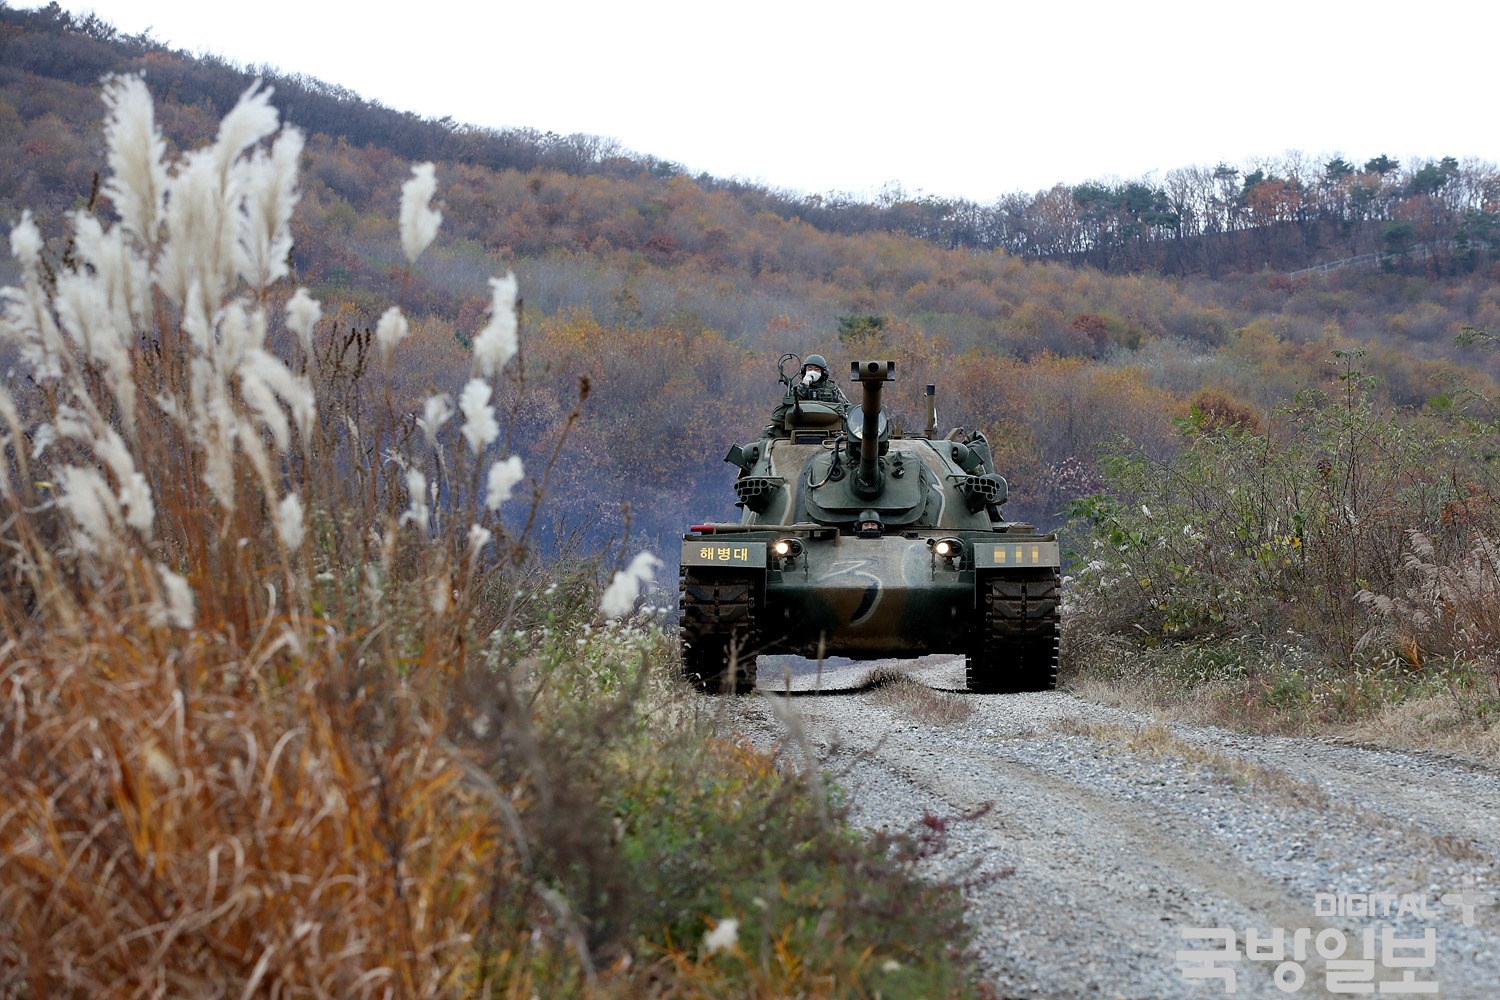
xmin=728 ymin=658 xmax=1500 ymax=999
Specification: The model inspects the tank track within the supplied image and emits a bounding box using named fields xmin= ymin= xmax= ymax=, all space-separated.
xmin=966 ymin=570 xmax=1059 ymax=694
xmin=679 ymin=567 xmax=759 ymax=695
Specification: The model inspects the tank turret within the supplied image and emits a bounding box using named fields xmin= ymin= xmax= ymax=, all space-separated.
xmin=680 ymin=355 xmax=1060 ymax=696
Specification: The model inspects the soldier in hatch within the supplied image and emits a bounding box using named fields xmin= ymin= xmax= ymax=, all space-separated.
xmin=767 ymin=354 xmax=851 ymax=431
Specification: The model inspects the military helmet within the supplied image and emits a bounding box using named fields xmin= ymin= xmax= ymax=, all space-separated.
xmin=802 ymin=354 xmax=829 ymax=381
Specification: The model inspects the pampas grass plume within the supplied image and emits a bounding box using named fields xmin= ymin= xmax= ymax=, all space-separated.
xmin=418 ymin=394 xmax=453 ymax=451
xmin=240 ymin=126 xmax=304 ymax=290
xmin=101 ymin=74 xmax=167 ymax=248
xmin=484 ymin=455 xmax=524 ymax=512
xmin=286 ymin=287 xmax=321 ymax=357
xmin=399 ymin=162 xmax=442 ymax=265
xmin=55 ymin=465 xmax=122 ymax=554
xmin=277 ymin=493 xmax=305 ymax=551
xmin=401 ymin=468 xmax=430 ymax=533
xmin=375 ymin=306 xmax=409 ymax=370
xmin=472 ymin=273 xmax=518 ymax=378
xmin=600 ymin=552 xmax=663 ymax=619
xmin=459 ymin=380 xmax=498 ymax=457
xmin=154 ymin=563 xmax=196 ymax=628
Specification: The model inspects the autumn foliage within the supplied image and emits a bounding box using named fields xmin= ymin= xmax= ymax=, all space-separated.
xmin=2 ymin=0 xmax=1500 ymax=811
xmin=0 ymin=65 xmax=995 ymax=1000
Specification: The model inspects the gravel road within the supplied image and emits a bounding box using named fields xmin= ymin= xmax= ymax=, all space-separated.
xmin=725 ymin=657 xmax=1500 ymax=999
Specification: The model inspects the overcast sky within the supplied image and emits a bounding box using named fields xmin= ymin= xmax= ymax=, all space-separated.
xmin=42 ymin=0 xmax=1499 ymax=203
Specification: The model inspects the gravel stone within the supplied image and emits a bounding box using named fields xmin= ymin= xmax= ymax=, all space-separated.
xmin=726 ymin=657 xmax=1500 ymax=999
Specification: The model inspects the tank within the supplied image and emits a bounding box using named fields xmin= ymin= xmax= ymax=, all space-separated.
xmin=679 ymin=356 xmax=1060 ymax=694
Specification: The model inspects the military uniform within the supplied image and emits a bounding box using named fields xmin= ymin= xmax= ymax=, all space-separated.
xmin=795 ymin=377 xmax=849 ymax=405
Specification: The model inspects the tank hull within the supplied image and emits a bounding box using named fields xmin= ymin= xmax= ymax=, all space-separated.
xmin=757 ymin=534 xmax=974 ymax=658
xmin=680 ymin=528 xmax=1060 ymax=677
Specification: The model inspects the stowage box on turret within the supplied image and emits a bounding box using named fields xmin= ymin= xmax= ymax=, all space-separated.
xmin=679 ymin=356 xmax=1061 ymax=694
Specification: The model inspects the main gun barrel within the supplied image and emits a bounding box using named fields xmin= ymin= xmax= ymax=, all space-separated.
xmin=850 ymin=359 xmax=895 ymax=497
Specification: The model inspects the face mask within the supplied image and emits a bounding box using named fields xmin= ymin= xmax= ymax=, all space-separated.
xmin=802 ymin=369 xmax=820 ymax=385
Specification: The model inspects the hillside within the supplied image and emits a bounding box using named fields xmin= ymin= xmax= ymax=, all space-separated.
xmin=3 ymin=0 xmax=1500 ymax=547
xmin=8 ymin=6 xmax=1499 ymax=276
xmin=3 ymin=12 xmax=1499 ymax=997
xmin=0 ymin=68 xmax=999 ymax=998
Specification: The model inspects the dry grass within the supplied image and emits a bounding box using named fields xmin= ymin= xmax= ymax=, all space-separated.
xmin=863 ymin=668 xmax=976 ymax=727
xmin=1065 ymin=639 xmax=1500 ymax=767
xmin=1341 ymin=690 xmax=1500 ymax=764
xmin=1051 ymin=715 xmax=1329 ymax=808
xmin=1053 ymin=713 xmax=1494 ymax=865
xmin=0 ymin=76 xmax=979 ymax=999
xmin=1358 ymin=530 xmax=1500 ymax=696
xmin=0 ymin=610 xmax=513 ymax=998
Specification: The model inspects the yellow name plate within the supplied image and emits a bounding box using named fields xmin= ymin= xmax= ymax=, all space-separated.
xmin=973 ymin=540 xmax=1060 ymax=568
xmin=681 ymin=540 xmax=767 ymax=567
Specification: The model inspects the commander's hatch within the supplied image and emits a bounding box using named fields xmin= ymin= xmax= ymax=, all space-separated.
xmin=781 ymin=399 xmax=844 ymax=433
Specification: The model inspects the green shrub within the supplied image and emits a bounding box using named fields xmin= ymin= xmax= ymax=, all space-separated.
xmin=1064 ymin=349 xmax=1500 ymax=723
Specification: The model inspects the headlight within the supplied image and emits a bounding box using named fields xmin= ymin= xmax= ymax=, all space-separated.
xmin=927 ymin=536 xmax=963 ymax=565
xmin=773 ymin=538 xmax=804 ymax=561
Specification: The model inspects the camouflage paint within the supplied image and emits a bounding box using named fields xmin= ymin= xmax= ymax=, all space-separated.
xmin=759 ymin=532 xmax=977 ymax=658
xmin=688 ymin=359 xmax=1060 ymax=666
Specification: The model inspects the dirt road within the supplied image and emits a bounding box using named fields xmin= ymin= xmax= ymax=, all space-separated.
xmin=727 ymin=657 xmax=1500 ymax=999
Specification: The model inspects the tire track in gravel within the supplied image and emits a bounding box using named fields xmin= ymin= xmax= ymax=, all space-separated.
xmin=877 ymin=739 xmax=1350 ymax=997
xmin=726 ymin=658 xmax=1500 ymax=1000
xmin=1208 ymin=734 xmax=1500 ymax=860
